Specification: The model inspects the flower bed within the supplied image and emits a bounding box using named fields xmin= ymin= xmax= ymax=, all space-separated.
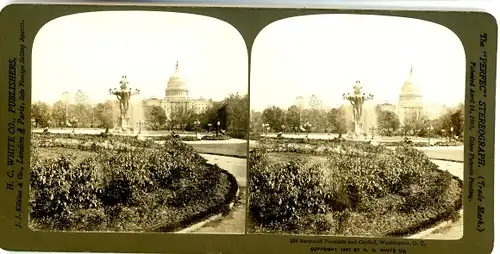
xmin=29 ymin=133 xmax=236 ymax=232
xmin=261 ymin=136 xmax=463 ymax=147
xmin=433 ymin=140 xmax=464 ymax=147
xmin=201 ymin=134 xmax=232 ymax=141
xmin=258 ymin=138 xmax=385 ymax=156
xmin=248 ymin=140 xmax=462 ymax=236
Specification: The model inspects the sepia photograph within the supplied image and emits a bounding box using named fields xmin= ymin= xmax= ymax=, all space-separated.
xmin=248 ymin=14 xmax=465 ymax=238
xmin=29 ymin=11 xmax=248 ymax=234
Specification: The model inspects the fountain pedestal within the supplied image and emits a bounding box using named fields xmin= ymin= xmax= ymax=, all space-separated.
xmin=353 ymin=121 xmax=363 ymax=137
xmin=119 ymin=116 xmax=130 ymax=130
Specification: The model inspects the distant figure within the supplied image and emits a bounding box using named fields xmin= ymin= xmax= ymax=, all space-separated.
xmin=404 ymin=136 xmax=412 ymax=144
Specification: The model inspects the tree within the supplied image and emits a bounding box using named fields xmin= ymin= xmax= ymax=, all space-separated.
xmin=51 ymin=100 xmax=67 ymax=127
xmin=169 ymin=105 xmax=197 ymax=130
xmin=376 ymin=110 xmax=400 ymax=136
xmin=285 ymin=105 xmax=300 ymax=130
xmin=250 ymin=110 xmax=263 ymax=133
xmin=94 ymin=101 xmax=118 ymax=129
xmin=69 ymin=90 xmax=93 ymax=127
xmin=31 ymin=102 xmax=52 ymax=127
xmin=225 ymin=93 xmax=249 ymax=138
xmin=302 ymin=108 xmax=328 ymax=132
xmin=145 ymin=105 xmax=167 ymax=130
xmin=402 ymin=112 xmax=429 ymax=136
xmin=327 ymin=107 xmax=348 ymax=134
xmin=451 ymin=103 xmax=465 ymax=138
xmin=434 ymin=104 xmax=464 ymax=139
xmin=262 ymin=106 xmax=286 ymax=132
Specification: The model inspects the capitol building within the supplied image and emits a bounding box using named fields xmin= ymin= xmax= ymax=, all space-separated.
xmin=145 ymin=61 xmax=212 ymax=119
xmin=378 ymin=67 xmax=448 ymax=123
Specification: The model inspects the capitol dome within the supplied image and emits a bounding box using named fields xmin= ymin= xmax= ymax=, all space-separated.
xmin=399 ymin=67 xmax=422 ymax=104
xmin=165 ymin=61 xmax=189 ymax=98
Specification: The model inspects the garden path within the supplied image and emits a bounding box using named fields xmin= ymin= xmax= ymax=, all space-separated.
xmin=188 ymin=154 xmax=247 ymax=234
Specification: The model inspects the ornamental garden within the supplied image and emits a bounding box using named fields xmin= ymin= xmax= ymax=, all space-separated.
xmin=28 ymin=89 xmax=248 ymax=233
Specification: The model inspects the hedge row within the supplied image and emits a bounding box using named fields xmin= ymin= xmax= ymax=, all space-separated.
xmin=259 ymin=136 xmax=463 ymax=147
xmin=248 ymin=141 xmax=462 ymax=236
xmin=29 ymin=134 xmax=234 ymax=232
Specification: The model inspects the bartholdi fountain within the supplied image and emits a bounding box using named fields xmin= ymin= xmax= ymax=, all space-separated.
xmin=109 ymin=75 xmax=141 ymax=133
xmin=342 ymin=80 xmax=374 ymax=138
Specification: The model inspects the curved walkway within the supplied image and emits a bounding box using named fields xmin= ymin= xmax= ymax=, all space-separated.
xmin=188 ymin=154 xmax=247 ymax=234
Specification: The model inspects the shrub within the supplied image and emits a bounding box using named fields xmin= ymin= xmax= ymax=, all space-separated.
xmin=201 ymin=134 xmax=231 ymax=141
xmin=179 ymin=136 xmax=199 ymax=141
xmin=248 ymin=140 xmax=462 ymax=236
xmin=434 ymin=140 xmax=464 ymax=146
xmin=249 ymin=153 xmax=330 ymax=231
xmin=29 ymin=134 xmax=234 ymax=232
xmin=30 ymin=155 xmax=103 ymax=230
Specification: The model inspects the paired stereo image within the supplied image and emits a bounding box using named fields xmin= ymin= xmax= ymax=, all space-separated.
xmin=29 ymin=11 xmax=465 ymax=239
xmin=30 ymin=11 xmax=248 ymax=234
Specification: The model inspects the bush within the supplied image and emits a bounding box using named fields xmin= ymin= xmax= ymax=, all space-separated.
xmin=248 ymin=140 xmax=462 ymax=236
xmin=249 ymin=133 xmax=261 ymax=141
xmin=434 ymin=140 xmax=464 ymax=146
xmin=249 ymin=155 xmax=330 ymax=231
xmin=29 ymin=134 xmax=234 ymax=232
xmin=30 ymin=154 xmax=103 ymax=230
xmin=201 ymin=134 xmax=231 ymax=140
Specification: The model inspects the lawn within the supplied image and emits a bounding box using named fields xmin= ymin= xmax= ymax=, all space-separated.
xmin=418 ymin=148 xmax=463 ymax=162
xmin=189 ymin=142 xmax=248 ymax=158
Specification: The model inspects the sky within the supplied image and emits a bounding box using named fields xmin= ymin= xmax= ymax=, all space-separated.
xmin=250 ymin=14 xmax=466 ymax=112
xmin=32 ymin=11 xmax=248 ymax=104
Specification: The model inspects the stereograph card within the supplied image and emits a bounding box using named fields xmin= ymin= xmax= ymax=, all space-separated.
xmin=0 ymin=2 xmax=496 ymax=254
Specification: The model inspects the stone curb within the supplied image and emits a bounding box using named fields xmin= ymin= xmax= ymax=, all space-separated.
xmin=429 ymin=158 xmax=464 ymax=163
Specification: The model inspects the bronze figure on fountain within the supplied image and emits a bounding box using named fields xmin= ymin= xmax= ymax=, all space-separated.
xmin=109 ymin=75 xmax=140 ymax=131
xmin=342 ymin=80 xmax=374 ymax=137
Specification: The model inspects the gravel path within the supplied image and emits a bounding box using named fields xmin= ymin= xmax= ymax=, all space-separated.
xmin=190 ymin=154 xmax=247 ymax=234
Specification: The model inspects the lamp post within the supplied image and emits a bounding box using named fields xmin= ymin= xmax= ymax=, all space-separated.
xmin=137 ymin=120 xmax=144 ymax=134
xmin=427 ymin=125 xmax=434 ymax=144
xmin=261 ymin=123 xmax=269 ymax=136
xmin=194 ymin=119 xmax=200 ymax=138
xmin=304 ymin=122 xmax=312 ymax=139
xmin=61 ymin=91 xmax=71 ymax=128
xmin=369 ymin=125 xmax=376 ymax=139
xmin=217 ymin=121 xmax=221 ymax=136
xmin=69 ymin=117 xmax=78 ymax=133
